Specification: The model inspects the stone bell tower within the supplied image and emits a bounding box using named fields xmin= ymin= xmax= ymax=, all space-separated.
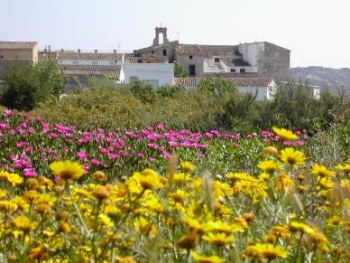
xmin=153 ymin=27 xmax=169 ymax=46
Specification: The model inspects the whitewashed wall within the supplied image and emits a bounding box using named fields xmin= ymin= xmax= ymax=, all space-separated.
xmin=120 ymin=63 xmax=174 ymax=87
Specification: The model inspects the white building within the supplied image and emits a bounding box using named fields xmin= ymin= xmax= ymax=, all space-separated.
xmin=119 ymin=63 xmax=174 ymax=87
xmin=174 ymin=77 xmax=277 ymax=100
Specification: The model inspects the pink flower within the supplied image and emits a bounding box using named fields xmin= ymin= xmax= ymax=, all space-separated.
xmin=137 ymin=152 xmax=145 ymax=159
xmin=50 ymin=133 xmax=59 ymax=139
xmin=4 ymin=109 xmax=13 ymax=116
xmin=149 ymin=157 xmax=157 ymax=162
xmin=283 ymin=141 xmax=292 ymax=146
xmin=23 ymin=168 xmax=37 ymax=177
xmin=77 ymin=151 xmax=88 ymax=161
xmin=108 ymin=153 xmax=120 ymax=159
xmin=294 ymin=140 xmax=304 ymax=146
xmin=91 ymin=159 xmax=101 ymax=166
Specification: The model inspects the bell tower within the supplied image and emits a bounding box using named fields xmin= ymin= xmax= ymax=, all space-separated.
xmin=153 ymin=27 xmax=169 ymax=46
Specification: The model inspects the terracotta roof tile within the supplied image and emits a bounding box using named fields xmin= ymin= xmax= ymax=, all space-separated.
xmin=60 ymin=65 xmax=120 ymax=78
xmin=0 ymin=41 xmax=37 ymax=49
xmin=174 ymin=77 xmax=274 ymax=87
xmin=175 ymin=44 xmax=237 ymax=57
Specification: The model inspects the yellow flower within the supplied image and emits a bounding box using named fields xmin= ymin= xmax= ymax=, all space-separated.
xmin=312 ymin=164 xmax=335 ymax=178
xmin=305 ymin=231 xmax=330 ymax=252
xmin=272 ymin=127 xmax=299 ymax=141
xmin=0 ymin=200 xmax=18 ymax=212
xmin=13 ymin=215 xmax=35 ymax=233
xmin=202 ymin=232 xmax=235 ymax=246
xmin=327 ymin=215 xmax=343 ymax=227
xmin=27 ymin=244 xmax=49 ymax=261
xmin=257 ymin=243 xmax=289 ymax=260
xmin=0 ymin=171 xmax=23 ymax=186
xmin=173 ymin=172 xmax=192 ymax=184
xmin=92 ymin=185 xmax=110 ymax=200
xmin=280 ymin=147 xmax=306 ymax=167
xmin=242 ymin=243 xmax=288 ymax=260
xmin=133 ymin=169 xmax=164 ymax=190
xmin=336 ymin=163 xmax=350 ymax=173
xmin=274 ymin=172 xmax=295 ymax=193
xmin=168 ymin=189 xmax=189 ymax=204
xmin=0 ymin=189 xmax=6 ymax=198
xmin=98 ymin=213 xmax=114 ymax=228
xmin=116 ymin=256 xmax=136 ymax=263
xmin=49 ymin=160 xmax=84 ymax=181
xmin=176 ymin=232 xmax=198 ymax=249
xmin=288 ymin=221 xmax=314 ymax=234
xmin=263 ymin=146 xmax=279 ymax=157
xmin=192 ymin=252 xmax=225 ymax=263
xmin=258 ymin=160 xmax=282 ymax=174
xmin=184 ymin=217 xmax=207 ymax=235
xmin=180 ymin=161 xmax=196 ymax=173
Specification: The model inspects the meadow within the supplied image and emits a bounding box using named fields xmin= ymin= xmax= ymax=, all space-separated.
xmin=0 ymin=107 xmax=350 ymax=262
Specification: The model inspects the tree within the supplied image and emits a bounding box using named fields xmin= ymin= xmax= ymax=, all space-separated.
xmin=174 ymin=62 xmax=189 ymax=78
xmin=1 ymin=58 xmax=64 ymax=111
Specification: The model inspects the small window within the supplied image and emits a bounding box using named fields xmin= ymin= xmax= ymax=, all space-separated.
xmin=151 ymin=50 xmax=155 ymax=54
xmin=240 ymin=68 xmax=246 ymax=73
xmin=163 ymin=49 xmax=167 ymax=56
xmin=0 ymin=55 xmax=4 ymax=59
xmin=230 ymin=68 xmax=236 ymax=73
xmin=129 ymin=76 xmax=139 ymax=83
xmin=189 ymin=55 xmax=193 ymax=59
xmin=214 ymin=57 xmax=220 ymax=63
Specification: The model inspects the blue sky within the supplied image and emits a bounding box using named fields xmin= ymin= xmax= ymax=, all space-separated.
xmin=1 ymin=0 xmax=349 ymax=68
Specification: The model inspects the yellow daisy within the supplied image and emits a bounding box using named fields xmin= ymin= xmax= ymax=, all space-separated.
xmin=280 ymin=148 xmax=306 ymax=167
xmin=49 ymin=160 xmax=84 ymax=181
xmin=272 ymin=127 xmax=299 ymax=141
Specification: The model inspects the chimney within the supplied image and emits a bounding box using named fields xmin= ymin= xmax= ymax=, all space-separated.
xmin=94 ymin=49 xmax=98 ymax=53
xmin=78 ymin=49 xmax=81 ymax=53
xmin=48 ymin=45 xmax=51 ymax=52
xmin=61 ymin=49 xmax=64 ymax=53
xmin=113 ymin=49 xmax=116 ymax=54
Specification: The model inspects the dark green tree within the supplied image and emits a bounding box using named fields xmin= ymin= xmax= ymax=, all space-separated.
xmin=174 ymin=62 xmax=189 ymax=78
xmin=1 ymin=58 xmax=64 ymax=111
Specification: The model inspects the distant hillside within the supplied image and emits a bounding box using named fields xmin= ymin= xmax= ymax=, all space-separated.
xmin=290 ymin=66 xmax=350 ymax=95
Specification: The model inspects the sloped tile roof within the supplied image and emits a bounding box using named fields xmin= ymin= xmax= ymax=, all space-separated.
xmin=175 ymin=44 xmax=236 ymax=57
xmin=60 ymin=65 xmax=120 ymax=78
xmin=137 ymin=53 xmax=168 ymax=63
xmin=54 ymin=51 xmax=137 ymax=62
xmin=174 ymin=77 xmax=274 ymax=87
xmin=0 ymin=41 xmax=37 ymax=49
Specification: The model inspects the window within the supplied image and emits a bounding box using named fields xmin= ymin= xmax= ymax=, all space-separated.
xmin=144 ymin=79 xmax=159 ymax=87
xmin=214 ymin=57 xmax=220 ymax=63
xmin=230 ymin=68 xmax=236 ymax=73
xmin=189 ymin=55 xmax=193 ymax=59
xmin=189 ymin=65 xmax=196 ymax=76
xmin=163 ymin=49 xmax=167 ymax=56
xmin=240 ymin=68 xmax=246 ymax=73
xmin=0 ymin=55 xmax=3 ymax=59
xmin=129 ymin=76 xmax=139 ymax=83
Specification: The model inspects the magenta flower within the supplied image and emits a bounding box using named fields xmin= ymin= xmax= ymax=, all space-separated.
xmin=77 ymin=151 xmax=88 ymax=161
xmin=23 ymin=168 xmax=37 ymax=177
xmin=137 ymin=152 xmax=145 ymax=159
xmin=91 ymin=159 xmax=101 ymax=166
xmin=149 ymin=157 xmax=157 ymax=162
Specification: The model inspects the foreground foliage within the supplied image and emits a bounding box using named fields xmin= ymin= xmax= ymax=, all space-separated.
xmin=0 ymin=110 xmax=350 ymax=262
xmin=31 ymin=79 xmax=350 ymax=133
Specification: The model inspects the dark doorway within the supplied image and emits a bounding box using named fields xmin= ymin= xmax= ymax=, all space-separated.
xmin=189 ymin=64 xmax=196 ymax=76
